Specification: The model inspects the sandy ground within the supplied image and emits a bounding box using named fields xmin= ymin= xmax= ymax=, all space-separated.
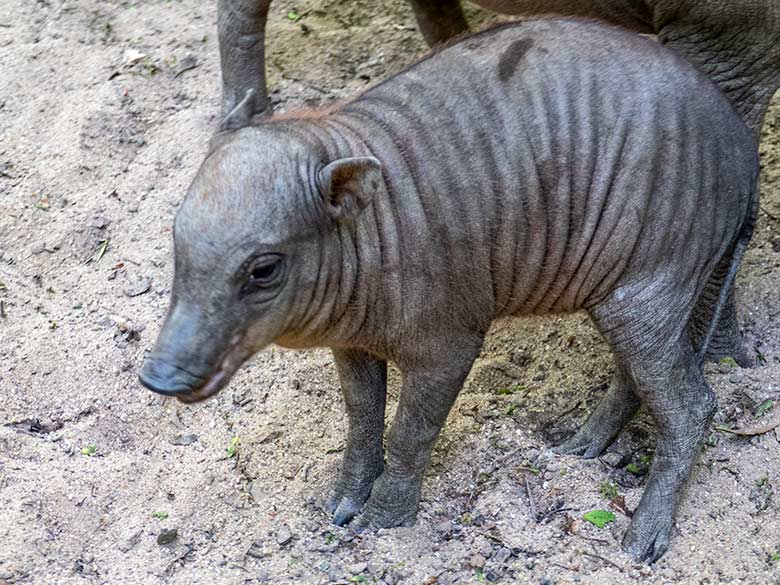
xmin=1 ymin=1 xmax=779 ymax=584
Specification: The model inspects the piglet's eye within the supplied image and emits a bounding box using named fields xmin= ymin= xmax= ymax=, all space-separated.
xmin=241 ymin=254 xmax=284 ymax=297
xmin=251 ymin=263 xmax=277 ymax=281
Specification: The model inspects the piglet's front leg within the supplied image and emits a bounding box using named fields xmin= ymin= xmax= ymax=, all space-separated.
xmin=352 ymin=340 xmax=482 ymax=530
xmin=326 ymin=349 xmax=387 ymax=526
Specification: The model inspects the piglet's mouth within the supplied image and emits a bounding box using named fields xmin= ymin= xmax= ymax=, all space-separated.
xmin=139 ymin=337 xmax=249 ymax=404
xmin=176 ymin=341 xmax=249 ymax=403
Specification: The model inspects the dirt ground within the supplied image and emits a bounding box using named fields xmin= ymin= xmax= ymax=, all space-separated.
xmin=1 ymin=1 xmax=779 ymax=584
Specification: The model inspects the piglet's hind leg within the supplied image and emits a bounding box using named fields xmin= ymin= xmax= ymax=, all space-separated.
xmin=590 ymin=284 xmax=715 ymax=562
xmin=554 ymin=364 xmax=640 ymax=459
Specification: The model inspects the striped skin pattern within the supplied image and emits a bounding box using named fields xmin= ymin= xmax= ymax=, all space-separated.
xmin=140 ymin=19 xmax=759 ymax=562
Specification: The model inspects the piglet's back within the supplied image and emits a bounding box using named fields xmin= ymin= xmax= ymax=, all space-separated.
xmin=334 ymin=18 xmax=756 ymax=316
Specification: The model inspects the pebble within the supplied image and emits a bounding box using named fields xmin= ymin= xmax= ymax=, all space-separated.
xmin=156 ymin=528 xmax=178 ymax=545
xmin=169 ymin=433 xmax=198 ymax=446
xmin=246 ymin=540 xmax=267 ymax=559
xmin=124 ymin=277 xmax=151 ymax=297
xmin=91 ymin=215 xmax=110 ymax=229
xmin=470 ymin=553 xmax=486 ymax=568
xmin=493 ymin=547 xmax=512 ymax=564
xmin=276 ymin=527 xmax=293 ymax=546
xmin=348 ymin=562 xmax=367 ymax=575
xmin=601 ymin=452 xmax=623 ymax=467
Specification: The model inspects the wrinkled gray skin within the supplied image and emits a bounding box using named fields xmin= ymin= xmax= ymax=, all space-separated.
xmin=219 ymin=0 xmax=780 ymax=138
xmin=141 ymin=20 xmax=759 ymax=562
xmin=219 ymin=0 xmax=778 ymax=367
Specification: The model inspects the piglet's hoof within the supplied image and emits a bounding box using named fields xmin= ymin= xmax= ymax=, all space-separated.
xmin=621 ymin=505 xmax=673 ymax=563
xmin=554 ymin=431 xmax=611 ymax=459
xmin=348 ymin=472 xmax=421 ymax=532
xmin=325 ymin=462 xmax=384 ymax=526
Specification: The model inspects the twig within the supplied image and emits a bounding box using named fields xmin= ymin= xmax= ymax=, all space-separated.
xmin=760 ymin=205 xmax=779 ymax=221
xmin=575 ymin=533 xmax=610 ymax=545
xmin=550 ymin=561 xmax=580 ymax=572
xmin=0 ymin=24 xmax=12 ymax=28
xmin=525 ymin=479 xmax=537 ymax=520
xmin=476 ymin=529 xmax=509 ymax=547
xmin=581 ymin=550 xmax=625 ymax=572
xmin=474 ymin=530 xmax=544 ymax=557
xmin=495 ymin=446 xmax=523 ymax=465
xmin=549 ymin=400 xmax=583 ymax=425
xmin=714 ymin=420 xmax=780 ymax=436
xmin=173 ymin=63 xmax=198 ymax=79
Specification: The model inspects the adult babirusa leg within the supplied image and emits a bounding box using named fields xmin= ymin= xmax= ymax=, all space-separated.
xmin=218 ymin=0 xmax=272 ymax=117
xmin=327 ymin=349 xmax=388 ymax=526
xmin=352 ymin=337 xmax=483 ymax=529
xmin=555 ymin=364 xmax=640 ymax=458
xmin=407 ymin=0 xmax=470 ymax=47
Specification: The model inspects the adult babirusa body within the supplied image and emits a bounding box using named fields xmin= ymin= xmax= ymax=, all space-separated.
xmin=218 ymin=0 xmax=780 ymax=138
xmin=140 ymin=20 xmax=759 ymax=562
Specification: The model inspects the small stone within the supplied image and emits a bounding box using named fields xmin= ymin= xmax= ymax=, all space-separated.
xmin=124 ymin=49 xmax=146 ymax=64
xmin=601 ymin=452 xmax=623 ymax=467
xmin=493 ymin=547 xmax=512 ymax=564
xmin=729 ymin=372 xmax=744 ymax=384
xmin=470 ymin=554 xmax=486 ymax=569
xmin=170 ymin=433 xmax=198 ymax=446
xmin=348 ymin=562 xmax=368 ymax=575
xmin=246 ymin=540 xmax=267 ymax=559
xmin=156 ymin=528 xmax=178 ymax=545
xmin=91 ymin=216 xmax=110 ymax=229
xmin=124 ymin=277 xmax=151 ymax=297
xmin=276 ymin=527 xmax=293 ymax=546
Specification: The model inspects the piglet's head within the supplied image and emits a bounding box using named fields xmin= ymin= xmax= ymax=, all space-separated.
xmin=139 ymin=123 xmax=383 ymax=403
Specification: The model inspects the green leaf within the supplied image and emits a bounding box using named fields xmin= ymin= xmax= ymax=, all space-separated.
xmin=599 ymin=481 xmax=618 ymax=500
xmin=582 ymin=509 xmax=615 ymax=528
xmin=81 ymin=445 xmax=97 ymax=456
xmin=94 ymin=239 xmax=109 ymax=263
xmin=286 ymin=10 xmax=301 ymax=21
xmin=152 ymin=511 xmax=169 ymax=520
xmin=754 ymin=399 xmax=775 ymax=418
xmin=719 ymin=357 xmax=738 ymax=368
xmin=226 ymin=436 xmax=239 ymax=458
xmin=496 ymin=384 xmax=525 ymax=396
xmin=626 ymin=462 xmax=646 ymax=475
xmin=770 ymin=551 xmax=780 ymax=563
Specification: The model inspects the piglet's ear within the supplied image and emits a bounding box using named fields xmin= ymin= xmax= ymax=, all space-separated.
xmin=318 ymin=156 xmax=383 ymax=221
xmin=219 ymin=89 xmax=257 ymax=132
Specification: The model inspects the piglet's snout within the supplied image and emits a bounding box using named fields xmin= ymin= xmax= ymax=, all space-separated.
xmin=139 ymin=356 xmax=206 ymax=396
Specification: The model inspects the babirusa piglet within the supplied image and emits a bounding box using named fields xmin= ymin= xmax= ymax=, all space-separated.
xmin=140 ymin=19 xmax=759 ymax=562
